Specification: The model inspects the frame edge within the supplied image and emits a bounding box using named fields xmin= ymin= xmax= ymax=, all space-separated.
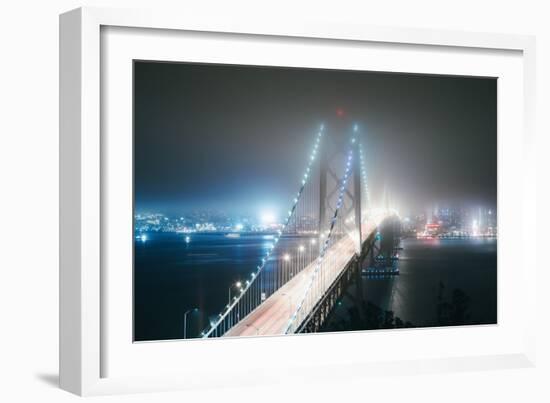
xmin=59 ymin=7 xmax=83 ymax=396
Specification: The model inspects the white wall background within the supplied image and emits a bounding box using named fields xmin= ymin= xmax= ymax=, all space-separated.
xmin=0 ymin=0 xmax=548 ymax=401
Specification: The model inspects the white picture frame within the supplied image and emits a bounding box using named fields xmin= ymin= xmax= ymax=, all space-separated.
xmin=60 ymin=6 xmax=537 ymax=396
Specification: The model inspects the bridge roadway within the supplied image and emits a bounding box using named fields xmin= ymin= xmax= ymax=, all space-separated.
xmin=223 ymin=213 xmax=387 ymax=337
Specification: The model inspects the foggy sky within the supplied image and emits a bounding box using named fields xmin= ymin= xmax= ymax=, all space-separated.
xmin=134 ymin=61 xmax=496 ymax=218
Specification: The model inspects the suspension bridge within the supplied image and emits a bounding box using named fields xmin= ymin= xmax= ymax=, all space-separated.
xmin=200 ymin=123 xmax=398 ymax=338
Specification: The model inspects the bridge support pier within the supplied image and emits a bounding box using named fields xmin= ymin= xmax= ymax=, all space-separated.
xmin=299 ymin=256 xmax=361 ymax=334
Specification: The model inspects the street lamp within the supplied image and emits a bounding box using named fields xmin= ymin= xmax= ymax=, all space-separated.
xmin=229 ymin=281 xmax=242 ymax=305
xmin=183 ymin=308 xmax=198 ymax=339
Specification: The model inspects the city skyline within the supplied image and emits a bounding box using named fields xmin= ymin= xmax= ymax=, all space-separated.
xmin=134 ymin=202 xmax=497 ymax=237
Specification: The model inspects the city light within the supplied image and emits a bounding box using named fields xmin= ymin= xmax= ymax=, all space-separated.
xmin=283 ymin=254 xmax=290 ymax=261
xmin=260 ymin=211 xmax=276 ymax=226
xmin=472 ymin=219 xmax=479 ymax=236
xmin=298 ymin=245 xmax=305 ymax=252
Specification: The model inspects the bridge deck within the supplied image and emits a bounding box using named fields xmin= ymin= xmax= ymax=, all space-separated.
xmin=223 ymin=218 xmax=382 ymax=337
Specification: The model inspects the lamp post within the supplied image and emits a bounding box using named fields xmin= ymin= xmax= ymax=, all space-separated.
xmin=229 ymin=281 xmax=242 ymax=306
xmin=183 ymin=308 xmax=198 ymax=339
xmin=298 ymin=244 xmax=305 ymax=275
xmin=283 ymin=253 xmax=290 ymax=285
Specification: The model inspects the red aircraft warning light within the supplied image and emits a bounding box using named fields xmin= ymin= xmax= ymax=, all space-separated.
xmin=336 ymin=108 xmax=345 ymax=117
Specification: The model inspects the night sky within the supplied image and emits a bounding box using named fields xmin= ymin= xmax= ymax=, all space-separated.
xmin=134 ymin=61 xmax=496 ymax=218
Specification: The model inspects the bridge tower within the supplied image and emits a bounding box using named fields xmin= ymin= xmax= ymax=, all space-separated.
xmin=318 ymin=124 xmax=363 ymax=255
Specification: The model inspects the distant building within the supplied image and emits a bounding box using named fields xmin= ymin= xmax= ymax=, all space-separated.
xmin=424 ymin=223 xmax=441 ymax=236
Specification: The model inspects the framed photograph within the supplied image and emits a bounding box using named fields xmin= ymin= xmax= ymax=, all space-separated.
xmin=60 ymin=7 xmax=537 ymax=396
